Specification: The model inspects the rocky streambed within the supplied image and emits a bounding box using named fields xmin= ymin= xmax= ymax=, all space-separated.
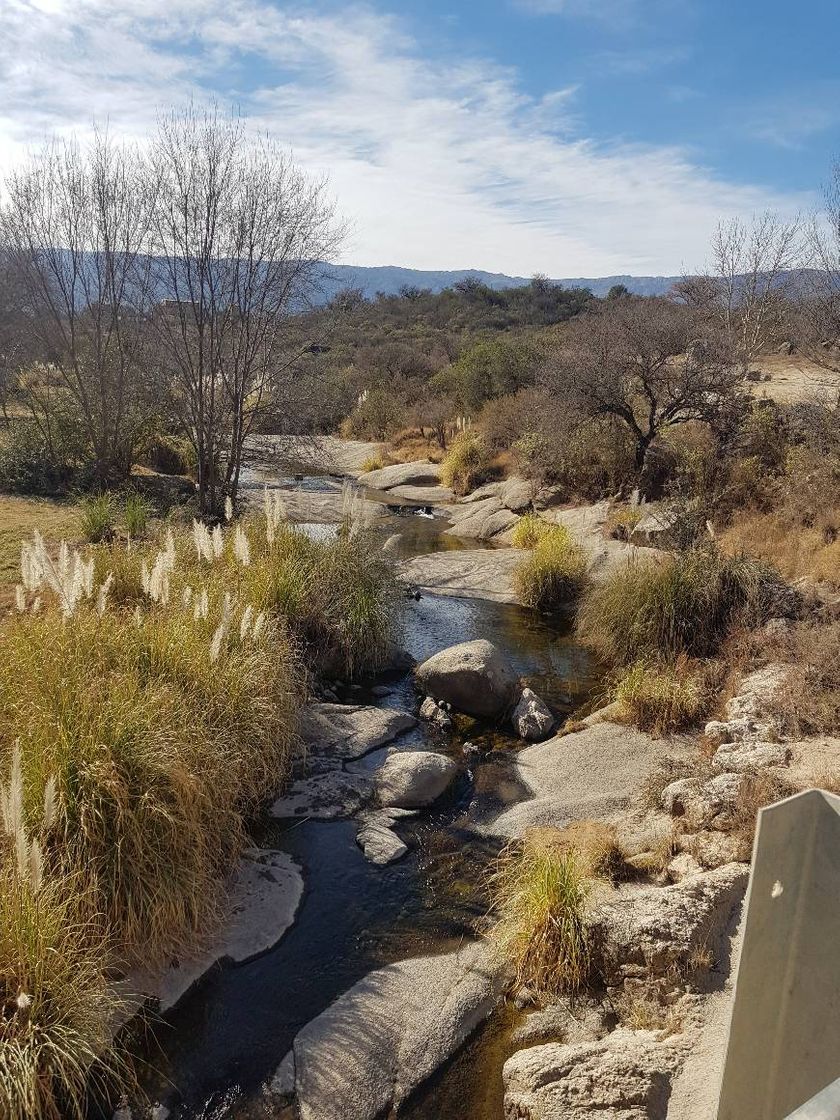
xmin=121 ymin=441 xmax=780 ymax=1120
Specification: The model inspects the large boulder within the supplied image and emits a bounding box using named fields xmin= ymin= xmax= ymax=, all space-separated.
xmin=273 ymin=942 xmax=505 ymax=1120
xmin=661 ymin=772 xmax=745 ymax=831
xmin=592 ymin=863 xmax=748 ymax=982
xmin=711 ymin=739 xmax=790 ymax=773
xmin=503 ymin=1030 xmax=688 ymax=1119
xmin=415 ymin=639 xmax=519 ymax=718
xmin=375 ymin=750 xmax=459 ymax=808
xmin=445 ymin=496 xmax=520 ymax=541
xmin=512 ymin=688 xmax=555 ymax=741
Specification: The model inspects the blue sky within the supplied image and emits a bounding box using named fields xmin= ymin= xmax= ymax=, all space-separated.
xmin=0 ymin=0 xmax=836 ymax=275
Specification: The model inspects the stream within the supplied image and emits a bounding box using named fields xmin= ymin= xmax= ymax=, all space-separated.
xmin=133 ymin=453 xmax=603 ymax=1120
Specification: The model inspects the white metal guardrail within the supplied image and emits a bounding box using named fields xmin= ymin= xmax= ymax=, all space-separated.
xmin=717 ymin=790 xmax=840 ymax=1120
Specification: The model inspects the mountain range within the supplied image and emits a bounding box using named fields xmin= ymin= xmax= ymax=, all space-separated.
xmin=319 ymin=264 xmax=680 ymax=301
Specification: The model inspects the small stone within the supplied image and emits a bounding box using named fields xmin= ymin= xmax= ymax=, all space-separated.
xmin=376 ymin=750 xmax=459 ymax=808
xmin=512 ymin=687 xmax=555 ymax=741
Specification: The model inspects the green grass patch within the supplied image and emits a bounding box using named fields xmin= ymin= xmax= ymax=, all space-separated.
xmin=440 ymin=431 xmax=490 ymax=496
xmin=511 ymin=512 xmax=552 ymax=549
xmin=614 ymin=657 xmax=714 ymax=736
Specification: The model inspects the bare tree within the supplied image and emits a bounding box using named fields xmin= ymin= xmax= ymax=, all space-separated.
xmin=0 ymin=130 xmax=154 ymax=483
xmin=794 ymin=162 xmax=840 ymax=388
xmin=542 ymin=296 xmax=744 ymax=484
xmin=146 ymin=105 xmax=342 ymax=514
xmin=710 ymin=212 xmax=800 ymax=375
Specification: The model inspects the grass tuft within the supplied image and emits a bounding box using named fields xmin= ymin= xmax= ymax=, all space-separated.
xmin=511 ymin=513 xmax=551 ymax=550
xmin=121 ymin=492 xmax=153 ymax=538
xmin=514 ymin=525 xmax=589 ymax=611
xmin=614 ymin=656 xmax=715 ymax=736
xmin=577 ymin=546 xmax=792 ymax=665
xmin=77 ymin=494 xmax=117 ymax=544
xmin=440 ymin=431 xmax=490 ymax=496
xmin=490 ymin=829 xmax=594 ymax=996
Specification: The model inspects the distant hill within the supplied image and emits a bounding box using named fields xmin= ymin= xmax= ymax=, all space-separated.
xmin=317 ymin=264 xmax=681 ymax=301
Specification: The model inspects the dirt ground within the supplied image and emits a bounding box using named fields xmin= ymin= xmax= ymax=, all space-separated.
xmin=748 ymin=352 xmax=840 ymax=404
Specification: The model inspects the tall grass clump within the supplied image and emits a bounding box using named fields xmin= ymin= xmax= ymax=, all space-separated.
xmin=514 ymin=525 xmax=589 ymax=611
xmin=0 ymin=751 xmax=127 ymax=1120
xmin=491 ymin=830 xmax=592 ymax=996
xmin=614 ymin=656 xmax=714 ymax=736
xmin=577 ymin=546 xmax=792 ymax=665
xmin=121 ymin=492 xmax=153 ymax=537
xmin=77 ymin=493 xmax=116 ymax=543
xmin=440 ymin=430 xmax=490 ymax=496
xmin=511 ymin=512 xmax=551 ymax=549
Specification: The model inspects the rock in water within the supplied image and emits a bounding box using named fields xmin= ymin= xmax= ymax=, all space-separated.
xmin=375 ymin=750 xmax=458 ymax=808
xmin=415 ymin=638 xmax=519 ymax=718
xmin=512 ymin=688 xmax=555 ymax=741
xmin=273 ymin=942 xmax=505 ymax=1120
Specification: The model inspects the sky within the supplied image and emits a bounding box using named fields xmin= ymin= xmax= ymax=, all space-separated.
xmin=0 ymin=0 xmax=838 ymax=276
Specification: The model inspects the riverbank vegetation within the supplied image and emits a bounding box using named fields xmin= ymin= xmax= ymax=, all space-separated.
xmin=0 ymin=502 xmax=401 ymax=1117
xmin=514 ymin=525 xmax=589 ymax=611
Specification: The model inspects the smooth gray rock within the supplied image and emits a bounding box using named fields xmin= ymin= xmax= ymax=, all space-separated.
xmin=300 ymin=703 xmax=416 ymax=762
xmin=355 ymin=809 xmax=412 ymax=865
xmin=488 ymin=722 xmax=693 ymax=839
xmin=399 ymin=549 xmax=522 ymax=603
xmin=498 ymin=476 xmax=534 ymax=513
xmin=445 ymin=496 xmax=520 ymax=540
xmin=270 ymin=771 xmax=373 ymax=820
xmin=592 ymin=863 xmax=748 ymax=982
xmin=387 ymin=483 xmax=454 ymax=503
xmin=661 ymin=772 xmax=745 ymax=831
xmin=362 ymin=460 xmax=442 ymax=490
xmin=415 ymin=638 xmax=519 ymax=718
xmin=274 ymin=942 xmax=505 ymax=1120
xmin=512 ymin=687 xmax=555 ymax=741
xmin=131 ymin=848 xmax=302 ymax=1013
xmin=375 ymin=750 xmax=459 ymax=808
xmin=503 ymin=1029 xmax=688 ymax=1119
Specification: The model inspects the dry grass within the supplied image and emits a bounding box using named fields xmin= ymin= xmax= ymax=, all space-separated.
xmin=440 ymin=431 xmax=491 ymax=495
xmin=767 ymin=622 xmax=840 ymax=737
xmin=639 ymin=754 xmax=712 ymax=812
xmin=577 ymin=546 xmax=791 ymax=665
xmin=0 ymin=495 xmax=78 ymax=590
xmin=613 ymin=986 xmax=683 ymax=1034
xmin=0 ymin=499 xmax=402 ymax=1118
xmin=719 ymin=509 xmax=840 ymax=586
xmin=511 ymin=512 xmax=552 ymax=550
xmin=491 ymin=831 xmax=593 ymax=997
xmin=728 ymin=772 xmax=797 ymax=849
xmin=605 ymin=504 xmax=643 ymax=542
xmin=514 ymin=525 xmax=589 ymax=611
xmin=614 ymin=656 xmax=717 ymax=736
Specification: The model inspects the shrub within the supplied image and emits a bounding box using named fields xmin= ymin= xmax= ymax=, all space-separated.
xmin=491 ymin=832 xmax=592 ymax=996
xmin=121 ymin=492 xmax=153 ymax=537
xmin=511 ymin=513 xmax=551 ymax=549
xmin=0 ymin=422 xmax=78 ymax=496
xmin=514 ymin=526 xmax=589 ymax=611
xmin=77 ymin=494 xmax=116 ymax=543
xmin=577 ymin=546 xmax=792 ymax=665
xmin=440 ymin=430 xmax=491 ymax=496
xmin=614 ymin=657 xmax=714 ymax=736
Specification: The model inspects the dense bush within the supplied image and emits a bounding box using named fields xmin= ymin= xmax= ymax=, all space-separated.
xmin=577 ymin=546 xmax=793 ymax=664
xmin=0 ymin=421 xmax=79 ymax=495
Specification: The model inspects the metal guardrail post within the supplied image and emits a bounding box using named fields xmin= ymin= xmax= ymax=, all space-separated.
xmin=717 ymin=789 xmax=840 ymax=1120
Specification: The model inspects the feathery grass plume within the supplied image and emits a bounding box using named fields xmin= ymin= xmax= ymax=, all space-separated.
xmin=14 ymin=585 xmax=26 ymax=612
xmin=224 ymin=496 xmax=233 ymax=522
xmin=181 ymin=586 xmax=193 ymax=609
xmin=234 ymin=524 xmax=251 ymax=567
xmin=192 ymin=519 xmax=214 ymax=562
xmin=96 ymin=573 xmax=114 ymax=617
xmin=211 ymin=524 xmax=225 ymax=558
xmin=239 ymin=604 xmax=254 ymax=640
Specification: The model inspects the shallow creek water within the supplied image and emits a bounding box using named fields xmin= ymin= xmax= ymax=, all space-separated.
xmin=134 ymin=456 xmax=603 ymax=1120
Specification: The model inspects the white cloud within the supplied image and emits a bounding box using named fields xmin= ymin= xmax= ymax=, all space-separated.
xmin=0 ymin=0 xmax=811 ymax=275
